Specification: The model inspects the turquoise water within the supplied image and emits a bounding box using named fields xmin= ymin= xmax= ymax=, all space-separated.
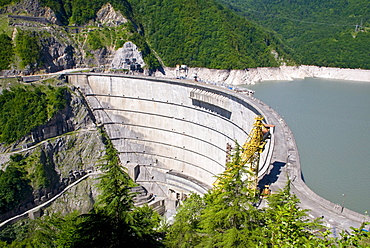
xmin=245 ymin=78 xmax=370 ymax=214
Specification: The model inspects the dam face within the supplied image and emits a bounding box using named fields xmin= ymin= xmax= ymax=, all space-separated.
xmin=67 ymin=74 xmax=274 ymax=210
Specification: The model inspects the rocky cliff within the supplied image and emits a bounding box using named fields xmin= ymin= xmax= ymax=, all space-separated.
xmin=1 ymin=0 xmax=59 ymax=24
xmin=0 ymin=79 xmax=106 ymax=216
xmin=0 ymin=1 xmax=145 ymax=76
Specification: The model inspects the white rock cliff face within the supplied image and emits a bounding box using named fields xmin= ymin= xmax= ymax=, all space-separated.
xmin=96 ymin=3 xmax=127 ymax=26
xmin=154 ymin=66 xmax=370 ymax=85
xmin=111 ymin=42 xmax=146 ymax=69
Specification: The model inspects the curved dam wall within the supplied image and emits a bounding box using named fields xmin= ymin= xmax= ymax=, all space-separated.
xmin=67 ymin=73 xmax=274 ymax=202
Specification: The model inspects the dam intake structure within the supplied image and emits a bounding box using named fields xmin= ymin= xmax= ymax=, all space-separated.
xmin=66 ymin=73 xmax=370 ymax=232
xmin=67 ymin=73 xmax=274 ymax=213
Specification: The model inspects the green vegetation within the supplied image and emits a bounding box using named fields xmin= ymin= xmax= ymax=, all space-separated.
xmin=0 ymin=15 xmax=12 ymax=35
xmin=0 ymin=33 xmax=13 ymax=70
xmin=85 ymin=25 xmax=128 ymax=50
xmin=128 ymin=0 xmax=291 ymax=69
xmin=164 ymin=145 xmax=370 ymax=247
xmin=0 ymin=84 xmax=67 ymax=144
xmin=0 ymin=155 xmax=32 ymax=214
xmin=1 ymin=0 xmax=294 ymax=71
xmin=2 ymin=0 xmax=370 ymax=70
xmin=24 ymin=149 xmax=59 ymax=189
xmin=0 ymin=0 xmax=12 ymax=8
xmin=0 ymin=128 xmax=163 ymax=247
xmin=37 ymin=0 xmax=291 ymax=69
xmin=0 ymin=152 xmax=58 ymax=215
xmin=218 ymin=0 xmax=370 ymax=69
xmin=40 ymin=0 xmax=105 ymax=25
xmin=1 ymin=141 xmax=370 ymax=246
xmin=15 ymin=30 xmax=42 ymax=69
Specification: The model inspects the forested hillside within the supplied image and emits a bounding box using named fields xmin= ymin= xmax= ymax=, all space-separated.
xmin=0 ymin=85 xmax=67 ymax=144
xmin=0 ymin=0 xmax=292 ymax=72
xmin=1 ymin=0 xmax=368 ymax=71
xmin=127 ymin=0 xmax=293 ymax=69
xmin=39 ymin=0 xmax=293 ymax=69
xmin=218 ymin=0 xmax=370 ymax=69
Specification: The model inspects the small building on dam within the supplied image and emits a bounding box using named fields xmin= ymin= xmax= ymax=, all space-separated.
xmin=67 ymin=73 xmax=276 ymax=213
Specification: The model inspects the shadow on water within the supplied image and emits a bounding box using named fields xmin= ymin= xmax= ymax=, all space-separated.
xmin=301 ymin=171 xmax=305 ymax=182
xmin=258 ymin=161 xmax=286 ymax=189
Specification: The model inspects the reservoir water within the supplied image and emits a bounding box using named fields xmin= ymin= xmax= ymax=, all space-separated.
xmin=245 ymin=78 xmax=370 ymax=214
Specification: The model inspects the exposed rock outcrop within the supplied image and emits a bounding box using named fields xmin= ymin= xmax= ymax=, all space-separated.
xmin=41 ymin=37 xmax=77 ymax=72
xmin=1 ymin=1 xmax=143 ymax=74
xmin=0 ymin=83 xmax=106 ymax=217
xmin=44 ymin=176 xmax=100 ymax=216
xmin=111 ymin=41 xmax=145 ymax=70
xmin=1 ymin=0 xmax=59 ymax=24
xmin=96 ymin=3 xmax=127 ymax=26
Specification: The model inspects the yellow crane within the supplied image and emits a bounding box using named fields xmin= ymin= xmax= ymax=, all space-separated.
xmin=241 ymin=115 xmax=268 ymax=192
xmin=213 ymin=115 xmax=272 ymax=195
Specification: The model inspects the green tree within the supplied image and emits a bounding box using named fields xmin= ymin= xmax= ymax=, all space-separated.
xmin=15 ymin=31 xmax=41 ymax=69
xmin=218 ymin=0 xmax=370 ymax=69
xmin=48 ymin=129 xmax=162 ymax=247
xmin=264 ymin=182 xmax=325 ymax=246
xmin=0 ymin=0 xmax=12 ymax=7
xmin=0 ymin=33 xmax=14 ymax=70
xmin=164 ymin=194 xmax=205 ymax=248
xmin=0 ymin=155 xmax=32 ymax=214
xmin=164 ymin=144 xmax=370 ymax=247
xmin=166 ymin=144 xmax=267 ymax=247
xmin=197 ymin=144 xmax=266 ymax=247
xmin=128 ymin=0 xmax=287 ymax=69
xmin=0 ymin=85 xmax=67 ymax=144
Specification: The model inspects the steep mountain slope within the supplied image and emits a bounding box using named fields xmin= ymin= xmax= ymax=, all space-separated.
xmin=0 ymin=0 xmax=155 ymax=74
xmin=0 ymin=79 xmax=105 ymax=218
xmin=0 ymin=0 xmax=293 ymax=74
xmin=218 ymin=0 xmax=370 ymax=69
xmin=128 ymin=0 xmax=293 ymax=69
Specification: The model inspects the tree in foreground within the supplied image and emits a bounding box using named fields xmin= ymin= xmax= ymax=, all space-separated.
xmin=0 ymin=128 xmax=163 ymax=247
xmin=165 ymin=144 xmax=370 ymax=247
xmin=69 ymin=136 xmax=163 ymax=247
xmin=1 ymin=134 xmax=369 ymax=247
xmin=164 ymin=194 xmax=205 ymax=248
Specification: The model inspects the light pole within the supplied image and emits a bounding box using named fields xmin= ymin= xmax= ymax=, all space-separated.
xmin=341 ymin=194 xmax=346 ymax=213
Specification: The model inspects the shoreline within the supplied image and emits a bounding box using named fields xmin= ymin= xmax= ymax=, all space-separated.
xmin=154 ymin=65 xmax=370 ymax=85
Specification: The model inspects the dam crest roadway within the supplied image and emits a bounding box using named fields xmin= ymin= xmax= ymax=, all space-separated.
xmin=67 ymin=72 xmax=369 ymax=232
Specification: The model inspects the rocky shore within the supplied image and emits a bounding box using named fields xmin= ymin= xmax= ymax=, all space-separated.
xmin=154 ymin=65 xmax=370 ymax=85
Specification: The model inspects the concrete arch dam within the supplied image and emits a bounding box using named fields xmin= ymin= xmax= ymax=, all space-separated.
xmin=67 ymin=73 xmax=276 ymax=209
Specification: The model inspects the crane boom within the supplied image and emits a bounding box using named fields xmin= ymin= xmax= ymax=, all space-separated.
xmin=213 ymin=115 xmax=272 ymax=195
xmin=241 ymin=115 xmax=266 ymax=192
